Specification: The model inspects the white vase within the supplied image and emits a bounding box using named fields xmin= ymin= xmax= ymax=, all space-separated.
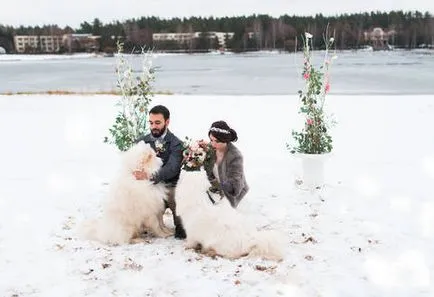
xmin=296 ymin=153 xmax=330 ymax=189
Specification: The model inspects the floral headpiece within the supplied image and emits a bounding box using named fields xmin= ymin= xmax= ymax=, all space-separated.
xmin=209 ymin=127 xmax=230 ymax=134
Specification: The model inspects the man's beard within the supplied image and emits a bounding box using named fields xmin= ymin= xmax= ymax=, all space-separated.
xmin=151 ymin=125 xmax=167 ymax=138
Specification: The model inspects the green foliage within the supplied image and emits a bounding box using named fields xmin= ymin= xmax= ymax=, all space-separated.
xmin=103 ymin=42 xmax=155 ymax=151
xmin=288 ymin=31 xmax=336 ymax=155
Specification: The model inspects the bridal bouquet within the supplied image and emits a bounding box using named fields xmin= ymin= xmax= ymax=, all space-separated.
xmin=181 ymin=137 xmax=212 ymax=171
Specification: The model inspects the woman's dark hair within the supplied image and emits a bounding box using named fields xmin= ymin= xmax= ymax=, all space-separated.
xmin=208 ymin=120 xmax=238 ymax=143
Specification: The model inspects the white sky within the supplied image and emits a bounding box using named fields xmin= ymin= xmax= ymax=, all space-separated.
xmin=1 ymin=0 xmax=433 ymax=28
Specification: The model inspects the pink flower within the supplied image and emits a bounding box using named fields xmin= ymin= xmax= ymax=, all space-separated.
xmin=303 ymin=72 xmax=310 ymax=80
xmin=307 ymin=119 xmax=313 ymax=125
xmin=325 ymin=83 xmax=330 ymax=93
xmin=190 ymin=142 xmax=199 ymax=151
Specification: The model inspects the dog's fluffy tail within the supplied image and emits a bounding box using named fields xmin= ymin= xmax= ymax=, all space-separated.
xmin=77 ymin=218 xmax=130 ymax=245
xmin=248 ymin=230 xmax=285 ymax=261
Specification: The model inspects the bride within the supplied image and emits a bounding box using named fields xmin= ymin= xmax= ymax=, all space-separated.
xmin=175 ymin=126 xmax=284 ymax=261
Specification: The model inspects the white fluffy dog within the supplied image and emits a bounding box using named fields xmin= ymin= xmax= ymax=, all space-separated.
xmin=78 ymin=141 xmax=172 ymax=245
xmin=175 ymin=170 xmax=284 ymax=261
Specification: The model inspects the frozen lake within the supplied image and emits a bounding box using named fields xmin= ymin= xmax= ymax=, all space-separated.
xmin=1 ymin=50 xmax=433 ymax=95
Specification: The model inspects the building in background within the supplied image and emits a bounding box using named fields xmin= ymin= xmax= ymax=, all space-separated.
xmin=14 ymin=35 xmax=63 ymax=53
xmin=13 ymin=34 xmax=100 ymax=53
xmin=208 ymin=32 xmax=235 ymax=48
xmin=62 ymin=33 xmax=100 ymax=53
xmin=364 ymin=27 xmax=396 ymax=50
xmin=152 ymin=31 xmax=234 ymax=49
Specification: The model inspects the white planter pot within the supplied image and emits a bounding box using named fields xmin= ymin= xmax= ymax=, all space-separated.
xmin=296 ymin=153 xmax=330 ymax=189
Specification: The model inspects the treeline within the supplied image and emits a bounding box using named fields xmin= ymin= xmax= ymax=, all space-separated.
xmin=0 ymin=10 xmax=433 ymax=53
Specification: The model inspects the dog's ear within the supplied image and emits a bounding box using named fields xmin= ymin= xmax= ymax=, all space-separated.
xmin=138 ymin=151 xmax=152 ymax=169
xmin=143 ymin=152 xmax=153 ymax=166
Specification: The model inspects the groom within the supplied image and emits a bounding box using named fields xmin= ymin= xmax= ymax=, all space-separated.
xmin=133 ymin=105 xmax=186 ymax=239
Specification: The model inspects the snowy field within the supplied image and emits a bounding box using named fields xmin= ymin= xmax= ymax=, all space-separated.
xmin=0 ymin=94 xmax=433 ymax=296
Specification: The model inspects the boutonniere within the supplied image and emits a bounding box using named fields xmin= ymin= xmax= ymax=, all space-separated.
xmin=155 ymin=141 xmax=166 ymax=154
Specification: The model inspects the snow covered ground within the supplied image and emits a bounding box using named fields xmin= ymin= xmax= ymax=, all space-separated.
xmin=0 ymin=53 xmax=100 ymax=62
xmin=0 ymin=94 xmax=433 ymax=296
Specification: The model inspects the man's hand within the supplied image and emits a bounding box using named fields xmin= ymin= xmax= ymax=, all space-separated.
xmin=133 ymin=170 xmax=149 ymax=180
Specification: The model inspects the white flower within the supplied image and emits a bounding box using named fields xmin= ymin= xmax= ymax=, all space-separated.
xmin=123 ymin=69 xmax=131 ymax=79
xmin=155 ymin=142 xmax=165 ymax=152
xmin=190 ymin=142 xmax=199 ymax=151
xmin=305 ymin=32 xmax=313 ymax=39
xmin=197 ymin=154 xmax=206 ymax=162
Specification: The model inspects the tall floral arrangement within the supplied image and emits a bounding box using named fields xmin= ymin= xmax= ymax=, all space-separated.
xmin=104 ymin=42 xmax=155 ymax=151
xmin=288 ymin=31 xmax=337 ymax=154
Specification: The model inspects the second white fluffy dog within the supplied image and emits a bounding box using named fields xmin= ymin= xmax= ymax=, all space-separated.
xmin=175 ymin=170 xmax=284 ymax=261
